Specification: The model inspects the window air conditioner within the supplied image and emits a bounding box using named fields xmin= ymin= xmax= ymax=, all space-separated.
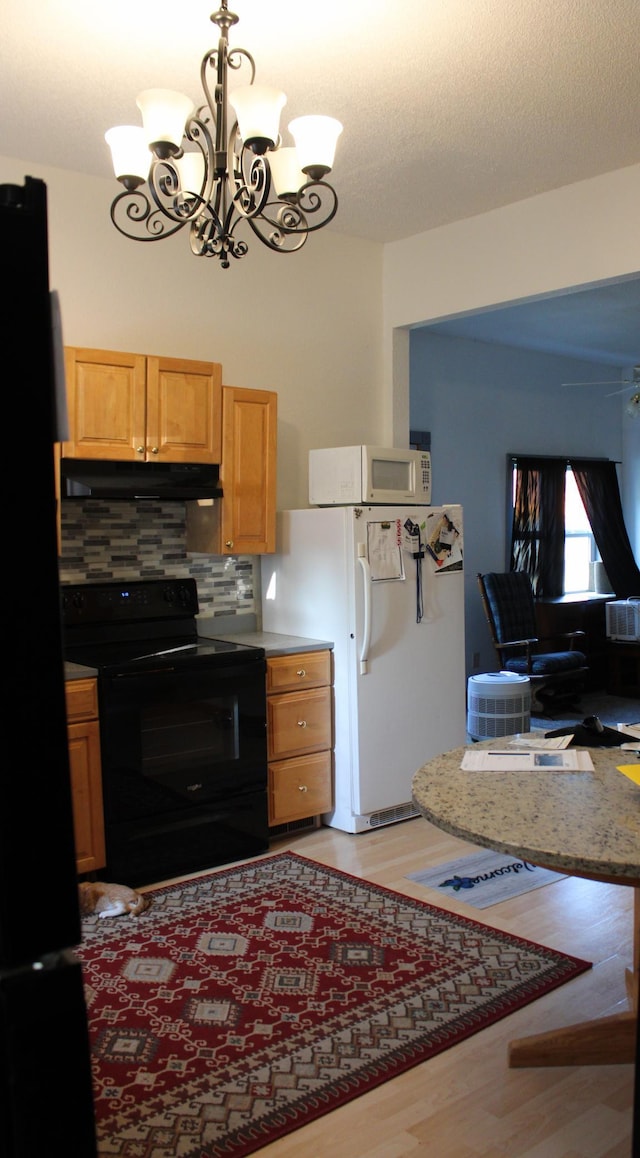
xmin=605 ymin=598 xmax=640 ymax=642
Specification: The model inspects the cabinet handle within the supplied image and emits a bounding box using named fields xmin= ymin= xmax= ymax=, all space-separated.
xmin=296 ymin=668 xmax=306 ymax=678
xmin=150 ymin=446 xmax=159 ymax=455
xmin=136 ymin=446 xmax=144 ymax=454
xmin=225 ymin=540 xmax=234 ymax=549
xmin=298 ymin=784 xmax=308 ymax=792
xmin=297 ymin=720 xmax=307 ymax=728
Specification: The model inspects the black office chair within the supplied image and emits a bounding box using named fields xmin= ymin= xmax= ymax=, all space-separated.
xmin=477 ymin=571 xmax=588 ymax=715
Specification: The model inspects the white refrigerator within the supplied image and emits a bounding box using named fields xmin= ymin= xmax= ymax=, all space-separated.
xmin=261 ymin=504 xmax=467 ymax=833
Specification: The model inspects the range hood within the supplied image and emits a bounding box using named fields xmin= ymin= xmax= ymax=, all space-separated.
xmin=60 ymin=458 xmax=223 ymax=501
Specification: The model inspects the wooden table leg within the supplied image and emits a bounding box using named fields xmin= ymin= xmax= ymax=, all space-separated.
xmin=509 ymin=885 xmax=639 ymax=1068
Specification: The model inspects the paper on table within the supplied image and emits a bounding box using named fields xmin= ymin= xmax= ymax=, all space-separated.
xmin=509 ymin=733 xmax=573 ymax=750
xmin=460 ymin=748 xmax=594 ymax=772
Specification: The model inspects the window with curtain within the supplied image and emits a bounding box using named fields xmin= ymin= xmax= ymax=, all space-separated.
xmin=509 ymin=455 xmax=640 ymax=598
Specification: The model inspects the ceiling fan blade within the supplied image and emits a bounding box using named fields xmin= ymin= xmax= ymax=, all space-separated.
xmin=560 ymin=379 xmax=625 ymax=386
xmin=561 ymin=366 xmax=639 ymax=390
xmin=605 ymin=384 xmax=638 ymax=397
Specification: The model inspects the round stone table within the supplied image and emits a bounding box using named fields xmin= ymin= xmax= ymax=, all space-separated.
xmin=412 ymin=738 xmax=639 ymax=1068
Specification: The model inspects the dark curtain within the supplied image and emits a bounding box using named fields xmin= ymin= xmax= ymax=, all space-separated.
xmin=569 ymin=458 xmax=640 ymax=597
xmin=509 ymin=457 xmax=566 ymax=597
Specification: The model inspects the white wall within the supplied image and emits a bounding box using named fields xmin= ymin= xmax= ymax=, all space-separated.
xmin=5 ymin=155 xmax=637 ymax=518
xmin=382 ymin=165 xmax=640 ymax=447
xmin=1 ymin=154 xmax=384 ymax=511
xmin=4 ymin=153 xmax=637 ymax=656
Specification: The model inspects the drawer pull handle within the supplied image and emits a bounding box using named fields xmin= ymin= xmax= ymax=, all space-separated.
xmin=296 ymin=668 xmax=306 ymax=678
xmin=297 ymin=720 xmax=307 ymax=728
xmin=298 ymin=785 xmax=308 ymax=792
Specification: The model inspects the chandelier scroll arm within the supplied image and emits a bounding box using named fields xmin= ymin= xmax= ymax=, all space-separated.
xmin=109 ymin=187 xmax=187 ymax=242
xmin=293 ymin=179 xmax=339 ymax=233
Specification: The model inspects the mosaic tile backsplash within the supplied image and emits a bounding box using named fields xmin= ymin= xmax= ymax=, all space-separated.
xmin=59 ymin=500 xmax=257 ymax=619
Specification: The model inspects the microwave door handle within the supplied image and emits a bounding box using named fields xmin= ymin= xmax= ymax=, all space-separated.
xmin=357 ymin=545 xmax=371 ymax=674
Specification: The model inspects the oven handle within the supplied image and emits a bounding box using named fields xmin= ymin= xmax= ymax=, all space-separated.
xmin=112 ymin=665 xmax=178 ymax=676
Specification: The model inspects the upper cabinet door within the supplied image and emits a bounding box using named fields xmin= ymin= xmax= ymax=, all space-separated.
xmin=184 ymin=385 xmax=278 ymax=557
xmin=219 ymin=386 xmax=278 ymax=554
xmin=62 ymin=349 xmax=223 ymax=463
xmin=146 ymin=357 xmax=222 ymax=463
xmin=63 ymin=347 xmax=146 ymax=460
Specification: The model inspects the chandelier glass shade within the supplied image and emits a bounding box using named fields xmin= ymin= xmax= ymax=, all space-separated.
xmin=105 ymin=2 xmax=342 ymax=267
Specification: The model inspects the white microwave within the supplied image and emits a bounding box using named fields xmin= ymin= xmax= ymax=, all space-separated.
xmin=309 ymin=445 xmax=431 ymax=506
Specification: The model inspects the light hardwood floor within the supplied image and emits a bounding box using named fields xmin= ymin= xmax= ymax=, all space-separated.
xmin=240 ymin=817 xmax=638 ymax=1158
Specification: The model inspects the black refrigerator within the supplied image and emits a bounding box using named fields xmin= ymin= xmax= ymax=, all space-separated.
xmin=0 ymin=177 xmax=97 ymax=1155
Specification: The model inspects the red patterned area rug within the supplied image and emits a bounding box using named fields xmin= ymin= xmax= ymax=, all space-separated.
xmin=76 ymin=851 xmax=591 ymax=1157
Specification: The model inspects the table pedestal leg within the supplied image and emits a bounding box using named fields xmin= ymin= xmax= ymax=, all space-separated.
xmin=509 ymin=885 xmax=639 ymax=1068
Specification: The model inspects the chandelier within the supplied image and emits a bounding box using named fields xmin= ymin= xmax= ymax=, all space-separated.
xmin=105 ymin=2 xmax=342 ymax=267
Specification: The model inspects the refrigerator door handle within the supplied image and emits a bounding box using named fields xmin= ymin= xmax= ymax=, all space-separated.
xmin=357 ymin=545 xmax=371 ymax=674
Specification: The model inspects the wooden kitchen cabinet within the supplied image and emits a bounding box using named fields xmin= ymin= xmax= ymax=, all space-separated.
xmin=62 ymin=347 xmax=222 ymax=464
xmin=266 ymin=650 xmax=333 ymax=827
xmin=65 ymin=678 xmax=106 ymax=874
xmin=186 ymin=385 xmax=277 ymax=555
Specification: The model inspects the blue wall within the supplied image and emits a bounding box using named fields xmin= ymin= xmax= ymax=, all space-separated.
xmin=410 ymin=330 xmax=636 ymax=677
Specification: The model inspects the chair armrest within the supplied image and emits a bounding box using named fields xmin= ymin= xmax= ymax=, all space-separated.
xmin=563 ymin=630 xmax=586 ymax=651
xmin=498 ymin=638 xmax=539 ymax=652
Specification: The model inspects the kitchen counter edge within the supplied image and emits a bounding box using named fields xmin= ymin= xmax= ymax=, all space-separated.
xmin=197 ymin=629 xmax=334 ymax=657
xmin=64 ymin=633 xmax=333 ymax=680
xmin=65 ymin=661 xmax=99 ymax=680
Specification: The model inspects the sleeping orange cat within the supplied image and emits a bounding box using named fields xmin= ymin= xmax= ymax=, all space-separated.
xmin=78 ymin=880 xmax=150 ymax=918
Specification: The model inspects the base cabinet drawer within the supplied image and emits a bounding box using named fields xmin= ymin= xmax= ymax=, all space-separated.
xmin=266 ymin=650 xmax=332 ymax=693
xmin=268 ymin=751 xmax=333 ymax=826
xmin=267 ymin=685 xmax=332 ymax=760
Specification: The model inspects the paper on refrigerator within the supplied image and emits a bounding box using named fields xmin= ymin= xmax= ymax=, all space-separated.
xmin=460 ymin=748 xmax=594 ymax=772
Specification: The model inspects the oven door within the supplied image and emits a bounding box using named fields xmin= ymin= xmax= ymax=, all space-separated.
xmin=97 ymin=655 xmax=268 ymax=886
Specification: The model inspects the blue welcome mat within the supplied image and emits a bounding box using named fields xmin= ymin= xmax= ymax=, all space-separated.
xmin=407 ymin=849 xmax=565 ymax=909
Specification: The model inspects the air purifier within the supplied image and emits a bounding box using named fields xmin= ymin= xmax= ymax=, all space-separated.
xmin=467 ymin=672 xmax=531 ymax=741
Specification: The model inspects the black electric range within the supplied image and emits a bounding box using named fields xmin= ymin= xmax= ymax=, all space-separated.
xmin=61 ymin=578 xmax=269 ymax=887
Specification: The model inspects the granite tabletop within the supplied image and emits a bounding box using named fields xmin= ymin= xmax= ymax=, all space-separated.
xmin=412 ymin=737 xmax=640 ymax=884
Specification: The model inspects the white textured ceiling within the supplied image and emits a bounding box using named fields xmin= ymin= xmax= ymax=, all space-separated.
xmin=2 ymin=0 xmax=639 ymax=243
xmin=1 ymin=1 xmax=639 ymax=361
